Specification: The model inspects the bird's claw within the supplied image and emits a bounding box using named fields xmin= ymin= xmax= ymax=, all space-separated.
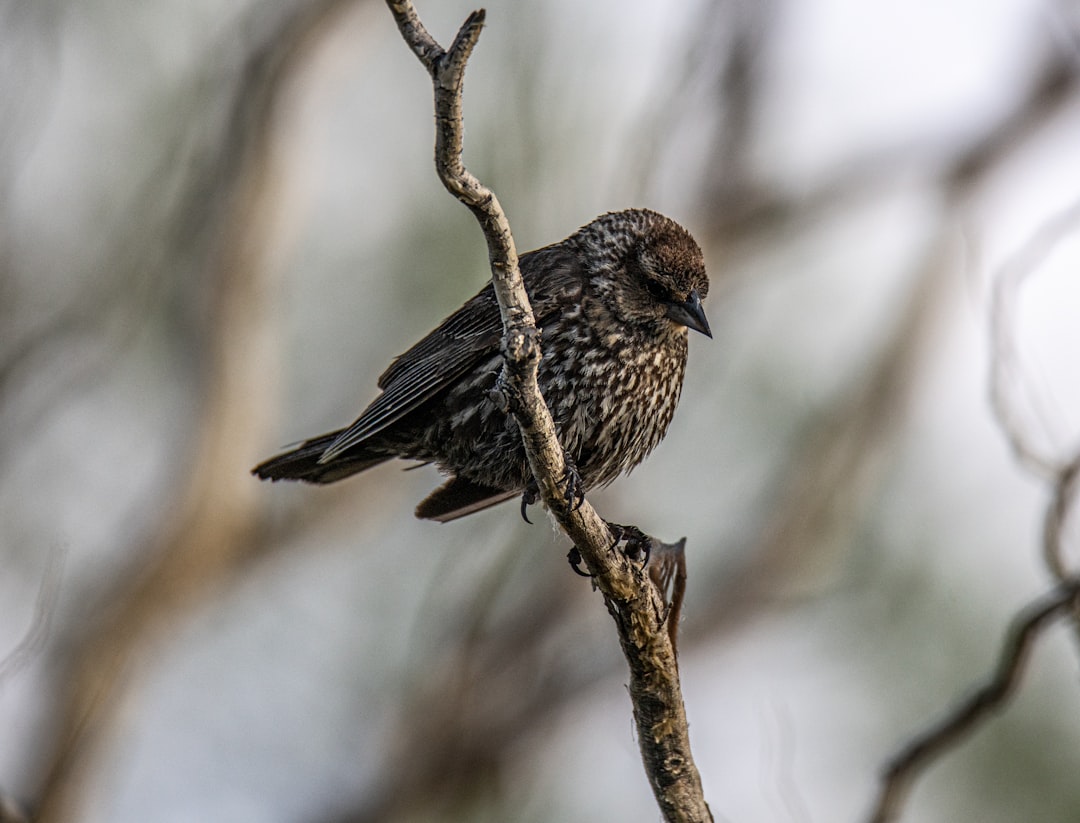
xmin=567 ymin=524 xmax=651 ymax=579
xmin=520 ymin=457 xmax=583 ymax=523
xmin=566 ymin=547 xmax=593 ymax=577
xmin=561 ymin=457 xmax=585 ymax=512
xmin=520 ymin=483 xmax=538 ymax=524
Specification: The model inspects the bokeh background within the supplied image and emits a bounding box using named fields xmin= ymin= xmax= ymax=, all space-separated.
xmin=2 ymin=1 xmax=1080 ymax=821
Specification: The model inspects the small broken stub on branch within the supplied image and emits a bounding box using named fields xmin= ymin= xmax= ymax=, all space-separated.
xmin=502 ymin=325 xmax=541 ymax=366
xmin=382 ymin=2 xmax=712 ymax=819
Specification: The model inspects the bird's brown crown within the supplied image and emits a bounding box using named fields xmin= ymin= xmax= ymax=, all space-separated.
xmin=574 ymin=209 xmax=708 ymax=331
xmin=636 ymin=220 xmax=708 ymax=301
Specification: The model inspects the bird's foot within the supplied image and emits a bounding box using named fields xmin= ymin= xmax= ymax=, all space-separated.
xmin=566 ymin=523 xmax=650 ymax=578
xmin=560 ymin=455 xmax=585 ymax=512
xmin=520 ymin=456 xmax=583 ymax=523
xmin=607 ymin=522 xmax=651 ymax=567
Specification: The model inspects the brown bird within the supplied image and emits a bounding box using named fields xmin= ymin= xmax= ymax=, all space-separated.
xmin=253 ymin=208 xmax=710 ymax=522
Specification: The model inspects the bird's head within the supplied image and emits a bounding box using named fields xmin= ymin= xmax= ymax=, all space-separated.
xmin=582 ymin=210 xmax=711 ymax=338
xmin=632 ymin=217 xmax=711 ymax=338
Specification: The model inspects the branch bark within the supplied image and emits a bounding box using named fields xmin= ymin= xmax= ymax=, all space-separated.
xmin=385 ymin=3 xmax=711 ymax=820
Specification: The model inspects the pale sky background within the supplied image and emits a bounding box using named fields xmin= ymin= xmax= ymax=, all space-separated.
xmin=1 ymin=1 xmax=1079 ymax=822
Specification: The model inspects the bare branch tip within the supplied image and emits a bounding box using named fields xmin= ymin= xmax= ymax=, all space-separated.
xmin=447 ymin=8 xmax=486 ymax=65
xmin=384 ymin=2 xmax=708 ymax=818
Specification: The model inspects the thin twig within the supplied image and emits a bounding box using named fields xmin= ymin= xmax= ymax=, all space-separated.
xmin=1044 ymin=456 xmax=1080 ymax=583
xmin=988 ymin=197 xmax=1080 ymax=489
xmin=871 ymin=204 xmax=1080 ymax=819
xmin=0 ymin=544 xmax=64 ymax=684
xmin=866 ymin=578 xmax=1080 ymax=823
xmin=989 ymin=197 xmax=1080 ymax=580
xmin=384 ymin=3 xmax=712 ymax=820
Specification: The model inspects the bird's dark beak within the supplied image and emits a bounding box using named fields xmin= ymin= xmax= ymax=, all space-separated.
xmin=665 ymin=289 xmax=712 ymax=338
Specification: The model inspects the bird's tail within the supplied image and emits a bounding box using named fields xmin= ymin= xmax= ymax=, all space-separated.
xmin=252 ymin=431 xmax=391 ymax=484
xmin=414 ymin=476 xmax=520 ymax=522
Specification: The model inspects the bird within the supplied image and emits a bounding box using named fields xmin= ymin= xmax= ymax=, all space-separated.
xmin=252 ymin=208 xmax=711 ymax=523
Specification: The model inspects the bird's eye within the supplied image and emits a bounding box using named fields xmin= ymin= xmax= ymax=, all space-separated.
xmin=645 ymin=278 xmax=670 ymax=302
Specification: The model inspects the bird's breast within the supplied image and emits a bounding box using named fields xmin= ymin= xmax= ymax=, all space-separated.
xmin=539 ymin=312 xmax=688 ymax=487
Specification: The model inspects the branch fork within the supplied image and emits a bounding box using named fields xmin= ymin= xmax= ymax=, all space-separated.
xmin=385 ymin=3 xmax=710 ymax=820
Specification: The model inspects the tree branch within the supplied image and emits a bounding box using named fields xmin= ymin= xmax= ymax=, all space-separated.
xmin=860 ymin=54 xmax=1080 ymax=823
xmin=867 ymin=341 xmax=1080 ymax=823
xmin=869 ymin=212 xmax=1080 ymax=817
xmin=0 ymin=544 xmax=63 ymax=684
xmin=989 ymin=197 xmax=1080 ymax=487
xmin=30 ymin=3 xmax=355 ymax=819
xmin=865 ymin=578 xmax=1080 ymax=823
xmin=384 ymin=3 xmax=711 ymax=820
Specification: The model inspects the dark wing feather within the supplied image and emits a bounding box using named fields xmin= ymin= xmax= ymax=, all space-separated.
xmin=318 ymin=289 xmax=501 ymax=462
xmin=318 ymin=243 xmax=583 ymax=464
xmin=252 ymin=430 xmax=391 ymax=483
xmin=377 ymin=290 xmax=500 ymax=389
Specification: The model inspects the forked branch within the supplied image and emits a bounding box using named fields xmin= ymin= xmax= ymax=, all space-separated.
xmin=384 ymin=3 xmax=711 ymax=820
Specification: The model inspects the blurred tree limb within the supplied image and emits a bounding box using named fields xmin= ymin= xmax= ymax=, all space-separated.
xmin=384 ymin=2 xmax=712 ymax=821
xmin=990 ymin=197 xmax=1080 ymax=574
xmin=29 ymin=2 xmax=364 ymax=821
xmin=867 ymin=169 xmax=1080 ymax=823
xmin=867 ymin=576 xmax=1080 ymax=823
xmin=687 ymin=37 xmax=1080 ymax=631
xmin=0 ymin=545 xmax=63 ymax=685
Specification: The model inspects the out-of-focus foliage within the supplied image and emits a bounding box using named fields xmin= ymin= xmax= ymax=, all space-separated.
xmin=2 ymin=1 xmax=1080 ymax=822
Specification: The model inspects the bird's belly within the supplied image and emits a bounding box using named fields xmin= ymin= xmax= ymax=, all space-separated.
xmin=541 ymin=330 xmax=688 ymax=488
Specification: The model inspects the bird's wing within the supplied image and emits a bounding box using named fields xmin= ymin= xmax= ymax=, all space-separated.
xmin=318 ymin=287 xmax=501 ymax=463
xmin=375 ymin=287 xmax=501 ymax=390
xmin=318 ymin=244 xmax=583 ymax=465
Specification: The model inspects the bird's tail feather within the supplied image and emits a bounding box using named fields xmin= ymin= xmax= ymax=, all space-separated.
xmin=252 ymin=431 xmax=391 ymax=484
xmin=415 ymin=476 xmax=519 ymax=522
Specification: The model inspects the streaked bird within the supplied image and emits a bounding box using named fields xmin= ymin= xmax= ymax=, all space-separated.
xmin=253 ymin=208 xmax=711 ymax=522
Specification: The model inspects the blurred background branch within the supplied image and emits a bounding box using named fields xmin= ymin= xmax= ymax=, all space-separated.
xmin=868 ymin=577 xmax=1080 ymax=823
xmin=25 ymin=2 xmax=364 ymax=820
xmin=1 ymin=1 xmax=1079 ymax=822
